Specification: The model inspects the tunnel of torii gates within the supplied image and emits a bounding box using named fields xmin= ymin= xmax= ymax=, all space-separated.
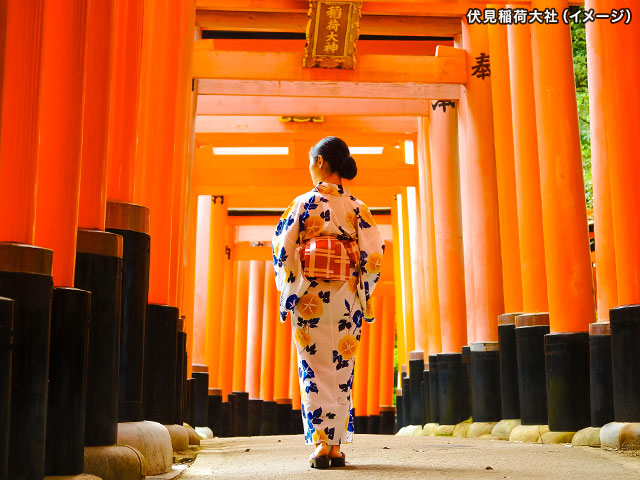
xmin=1 ymin=0 xmax=640 ymax=477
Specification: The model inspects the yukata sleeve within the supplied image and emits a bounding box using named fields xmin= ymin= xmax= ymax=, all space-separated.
xmin=272 ymin=197 xmax=311 ymax=322
xmin=355 ymin=203 xmax=385 ymax=322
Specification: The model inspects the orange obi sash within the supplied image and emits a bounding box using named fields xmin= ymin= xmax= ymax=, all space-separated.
xmin=301 ymin=236 xmax=360 ymax=282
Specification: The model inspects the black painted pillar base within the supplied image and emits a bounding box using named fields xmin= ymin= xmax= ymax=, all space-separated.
xmin=395 ymin=392 xmax=404 ymax=432
xmin=380 ymin=406 xmax=396 ymax=434
xmin=275 ymin=399 xmax=292 ymax=435
xmin=291 ymin=409 xmax=304 ymax=434
xmin=175 ymin=331 xmax=187 ymax=425
xmin=470 ymin=342 xmax=502 ymax=422
xmin=516 ymin=313 xmax=550 ymax=425
xmin=367 ymin=414 xmax=381 ymax=434
xmin=428 ymin=354 xmax=440 ymax=424
xmin=437 ymin=352 xmax=469 ymax=425
xmin=45 ymin=287 xmax=91 ymax=476
xmin=260 ymin=401 xmax=277 ymax=435
xmin=143 ymin=304 xmax=178 ymax=425
xmin=207 ymin=389 xmax=223 ymax=436
xmin=462 ymin=346 xmax=472 ymax=419
xmin=187 ymin=378 xmax=197 ymax=427
xmin=545 ymin=332 xmax=590 ymax=432
xmin=498 ymin=313 xmax=523 ymax=420
xmin=75 ymin=230 xmax=123 ymax=447
xmin=234 ymin=391 xmax=249 ymax=436
xmin=354 ymin=415 xmax=368 ymax=433
xmin=401 ymin=376 xmax=411 ymax=426
xmin=0 ymin=297 xmax=13 ymax=480
xmin=1 ymin=243 xmax=54 ymax=480
xmin=589 ymin=322 xmax=614 ymax=427
xmin=192 ymin=368 xmax=209 ymax=427
xmin=248 ymin=399 xmax=264 ymax=436
xmin=218 ymin=401 xmax=233 ymax=437
xmin=227 ymin=393 xmax=238 ymax=436
xmin=409 ymin=351 xmax=425 ymax=426
xmin=610 ymin=305 xmax=640 ymax=422
xmin=422 ymin=368 xmax=430 ymax=425
xmin=106 ymin=202 xmax=151 ymax=424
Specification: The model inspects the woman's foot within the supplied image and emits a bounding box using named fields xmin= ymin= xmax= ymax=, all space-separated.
xmin=329 ymin=445 xmax=342 ymax=459
xmin=329 ymin=446 xmax=346 ymax=467
xmin=309 ymin=442 xmax=330 ymax=469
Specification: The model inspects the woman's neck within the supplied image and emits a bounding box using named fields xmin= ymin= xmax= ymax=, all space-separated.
xmin=319 ymin=172 xmax=342 ymax=185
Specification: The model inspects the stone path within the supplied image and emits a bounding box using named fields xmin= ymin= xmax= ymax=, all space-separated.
xmin=179 ymin=433 xmax=640 ymax=479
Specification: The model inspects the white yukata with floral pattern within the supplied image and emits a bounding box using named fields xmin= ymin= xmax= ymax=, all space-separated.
xmin=272 ymin=181 xmax=384 ymax=445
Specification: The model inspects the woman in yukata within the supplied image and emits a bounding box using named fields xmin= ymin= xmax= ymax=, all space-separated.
xmin=272 ymin=136 xmax=384 ymax=468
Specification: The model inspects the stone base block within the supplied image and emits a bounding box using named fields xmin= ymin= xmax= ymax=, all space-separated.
xmin=540 ymin=431 xmax=575 ymax=444
xmin=435 ymin=425 xmax=455 ymax=436
xmin=164 ymin=424 xmax=189 ymax=452
xmin=509 ymin=424 xmax=549 ymax=443
xmin=195 ymin=426 xmax=213 ymax=439
xmin=45 ymin=475 xmax=102 ymax=480
xmin=491 ymin=419 xmax=521 ymax=440
xmin=601 ymin=422 xmax=640 ymax=450
xmin=572 ymin=427 xmax=601 ymax=447
xmin=84 ymin=445 xmax=145 ymax=480
xmin=453 ymin=422 xmax=471 ymax=437
xmin=420 ymin=423 xmax=439 ymax=436
xmin=183 ymin=424 xmax=201 ymax=445
xmin=396 ymin=425 xmax=422 ymax=436
xmin=117 ymin=421 xmax=172 ymax=475
xmin=467 ymin=422 xmax=497 ymax=438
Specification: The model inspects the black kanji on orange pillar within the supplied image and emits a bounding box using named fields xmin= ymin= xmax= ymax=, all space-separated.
xmin=471 ymin=52 xmax=491 ymax=80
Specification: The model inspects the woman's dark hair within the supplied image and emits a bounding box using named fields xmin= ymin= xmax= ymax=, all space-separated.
xmin=310 ymin=136 xmax=357 ymax=180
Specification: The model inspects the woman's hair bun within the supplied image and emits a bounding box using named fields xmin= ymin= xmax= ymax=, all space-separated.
xmin=309 ymin=136 xmax=358 ymax=180
xmin=339 ymin=155 xmax=357 ymax=180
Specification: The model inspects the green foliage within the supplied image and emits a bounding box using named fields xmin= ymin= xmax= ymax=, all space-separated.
xmin=571 ymin=11 xmax=593 ymax=215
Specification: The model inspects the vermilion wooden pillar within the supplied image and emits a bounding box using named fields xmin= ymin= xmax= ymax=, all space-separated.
xmin=506 ymin=19 xmax=549 ymax=313
xmin=426 ymin=111 xmax=467 ymax=353
xmin=584 ymin=1 xmax=617 ymax=319
xmin=35 ymin=2 xmax=92 ymax=476
xmin=78 ymin=0 xmax=116 ymax=232
xmin=487 ymin=20 xmax=524 ymax=313
xmin=400 ymin=193 xmax=416 ymax=353
xmin=169 ymin=0 xmax=196 ymax=309
xmin=595 ymin=0 xmax=640 ymax=307
xmin=136 ymin=0 xmax=181 ymax=306
xmin=409 ymin=187 xmax=428 ymax=355
xmin=192 ymin=196 xmax=211 ymax=368
xmin=205 ymin=196 xmax=226 ymax=388
xmin=391 ymin=200 xmax=407 ymax=383
xmin=106 ymin=0 xmax=144 ymax=203
xmin=218 ymin=257 xmax=238 ymax=401
xmin=34 ymin=0 xmax=88 ymax=287
xmin=417 ymin=117 xmax=442 ymax=355
xmin=454 ymin=33 xmax=477 ymax=345
xmin=460 ymin=21 xmax=504 ymax=342
xmin=530 ymin=0 xmax=594 ymax=432
xmin=246 ymin=260 xmax=265 ymax=399
xmin=379 ymin=289 xmax=396 ymax=406
xmin=260 ymin=264 xmax=278 ymax=401
xmin=183 ymin=195 xmax=199 ymax=377
xmin=0 ymin=1 xmax=44 ymax=244
xmin=367 ymin=297 xmax=383 ymax=416
xmin=529 ymin=0 xmax=595 ymax=333
xmin=232 ymin=261 xmax=250 ymax=393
